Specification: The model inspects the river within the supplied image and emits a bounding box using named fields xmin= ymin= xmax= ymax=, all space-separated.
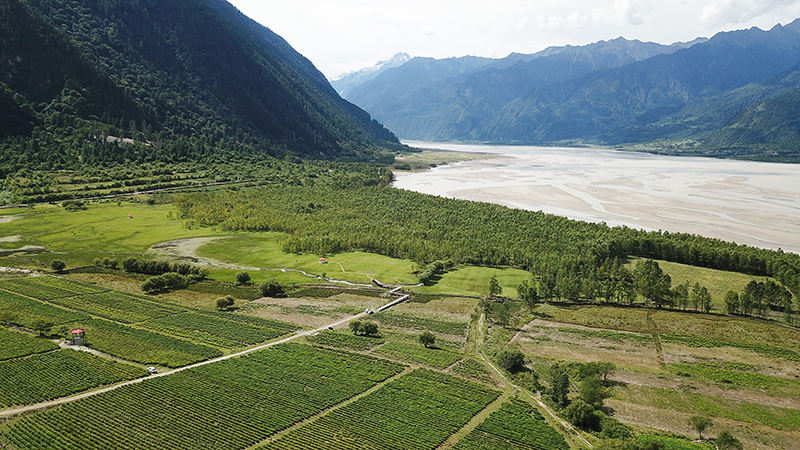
xmin=393 ymin=141 xmax=800 ymax=254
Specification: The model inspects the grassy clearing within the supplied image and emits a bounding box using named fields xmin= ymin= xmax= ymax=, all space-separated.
xmin=628 ymin=258 xmax=775 ymax=311
xmin=0 ymin=203 xmax=228 ymax=268
xmin=373 ymin=311 xmax=469 ymax=336
xmin=410 ymin=265 xmax=531 ymax=297
xmin=196 ymin=232 xmax=418 ymax=285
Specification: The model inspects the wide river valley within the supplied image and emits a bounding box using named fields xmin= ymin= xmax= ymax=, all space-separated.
xmin=393 ymin=141 xmax=800 ymax=254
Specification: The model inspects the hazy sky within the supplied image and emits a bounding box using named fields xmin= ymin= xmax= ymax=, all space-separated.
xmin=228 ymin=0 xmax=800 ymax=79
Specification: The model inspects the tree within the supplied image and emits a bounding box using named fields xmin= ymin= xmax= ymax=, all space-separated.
xmin=688 ymin=416 xmax=713 ymax=440
xmin=715 ymin=430 xmax=743 ymax=450
xmin=565 ymin=399 xmax=600 ymax=431
xmin=579 ymin=376 xmax=609 ymax=409
xmin=518 ymin=279 xmax=539 ymax=311
xmin=259 ymin=279 xmax=284 ymax=297
xmin=633 ymin=260 xmax=672 ymax=307
xmin=216 ymin=296 xmax=235 ymax=310
xmin=419 ymin=331 xmax=436 ymax=348
xmin=496 ymin=349 xmax=526 ymax=373
xmin=724 ymin=291 xmax=740 ymax=315
xmin=547 ymin=362 xmax=570 ymax=409
xmin=235 ymin=271 xmax=251 ymax=286
xmin=488 ymin=275 xmax=503 ymax=298
xmin=495 ymin=302 xmax=512 ymax=328
xmin=50 ymin=259 xmax=66 ymax=273
xmin=690 ymin=283 xmax=712 ymax=313
xmin=350 ymin=320 xmax=378 ymax=336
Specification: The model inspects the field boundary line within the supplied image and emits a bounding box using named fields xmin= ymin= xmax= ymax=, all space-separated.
xmin=0 ymin=292 xmax=413 ymax=419
xmin=246 ymin=366 xmax=415 ymax=449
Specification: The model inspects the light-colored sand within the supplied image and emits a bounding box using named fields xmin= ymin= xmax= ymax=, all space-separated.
xmin=394 ymin=143 xmax=800 ymax=253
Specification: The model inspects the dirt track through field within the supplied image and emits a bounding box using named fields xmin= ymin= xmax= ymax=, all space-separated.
xmin=0 ymin=305 xmax=387 ymax=419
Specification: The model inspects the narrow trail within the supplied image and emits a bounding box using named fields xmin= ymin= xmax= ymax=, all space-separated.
xmin=0 ymin=295 xmax=409 ymax=419
xmin=468 ymin=311 xmax=593 ymax=449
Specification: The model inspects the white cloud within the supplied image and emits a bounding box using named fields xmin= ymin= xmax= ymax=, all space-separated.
xmin=700 ymin=0 xmax=800 ymax=26
xmin=229 ymin=0 xmax=800 ymax=77
xmin=614 ymin=0 xmax=647 ymax=25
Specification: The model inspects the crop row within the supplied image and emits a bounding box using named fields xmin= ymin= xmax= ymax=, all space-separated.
xmin=372 ymin=341 xmax=462 ymax=369
xmin=0 ymin=290 xmax=88 ymax=329
xmin=0 ymin=344 xmax=404 ymax=450
xmin=0 ymin=276 xmax=103 ymax=300
xmin=261 ymin=368 xmax=500 ymax=450
xmin=45 ymin=292 xmax=184 ymax=323
xmin=72 ymin=318 xmax=221 ymax=367
xmin=373 ymin=312 xmax=468 ymax=336
xmin=452 ymin=398 xmax=569 ymax=450
xmin=449 ymin=358 xmax=497 ymax=385
xmin=307 ymin=330 xmax=385 ymax=351
xmin=0 ymin=327 xmax=59 ymax=361
xmin=141 ymin=312 xmax=295 ymax=348
xmin=548 ymin=326 xmax=652 ymax=346
xmin=0 ymin=349 xmax=146 ymax=408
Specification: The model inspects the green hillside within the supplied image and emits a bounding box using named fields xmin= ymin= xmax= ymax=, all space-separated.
xmin=0 ymin=0 xmax=399 ymax=175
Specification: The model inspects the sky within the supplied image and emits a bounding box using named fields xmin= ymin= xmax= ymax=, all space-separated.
xmin=228 ymin=0 xmax=800 ymax=79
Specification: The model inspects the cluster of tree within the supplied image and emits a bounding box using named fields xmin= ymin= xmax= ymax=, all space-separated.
xmin=496 ymin=349 xmax=526 ymax=373
xmin=546 ymin=361 xmax=617 ymax=433
xmin=216 ymin=295 xmax=236 ymax=311
xmin=725 ymin=280 xmax=794 ymax=319
xmin=349 ymin=320 xmax=379 ymax=336
xmin=175 ymin=185 xmax=800 ymax=316
xmin=121 ymin=257 xmax=206 ymax=278
xmin=93 ymin=257 xmax=119 ymax=269
xmin=61 ymin=200 xmax=87 ymax=211
xmin=141 ymin=272 xmax=190 ymax=294
xmin=417 ymin=260 xmax=452 ymax=285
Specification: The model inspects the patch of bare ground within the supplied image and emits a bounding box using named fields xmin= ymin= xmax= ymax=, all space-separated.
xmin=662 ymin=343 xmax=800 ymax=380
xmin=389 ymin=296 xmax=475 ymax=321
xmin=611 ymin=369 xmax=800 ymax=410
xmin=607 ymin=400 xmax=800 ymax=450
xmin=517 ymin=319 xmax=661 ymax=371
xmin=149 ymin=237 xmax=260 ymax=270
xmin=239 ymin=294 xmax=387 ymax=329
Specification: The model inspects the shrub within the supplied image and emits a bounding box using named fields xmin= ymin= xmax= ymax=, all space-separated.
xmin=496 ymin=349 xmax=526 ymax=373
xmin=259 ymin=279 xmax=284 ymax=297
xmin=419 ymin=331 xmax=436 ymax=348
xmin=235 ymin=271 xmax=251 ymax=286
xmin=50 ymin=260 xmax=66 ymax=273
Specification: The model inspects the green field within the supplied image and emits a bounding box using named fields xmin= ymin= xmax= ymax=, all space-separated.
xmin=372 ymin=341 xmax=463 ymax=369
xmin=69 ymin=318 xmax=222 ymax=367
xmin=307 ymin=330 xmax=385 ymax=351
xmin=0 ymin=290 xmax=89 ymax=329
xmin=452 ymin=398 xmax=569 ymax=450
xmin=0 ymin=327 xmax=59 ymax=361
xmin=0 ymin=344 xmax=404 ymax=450
xmin=46 ymin=291 xmax=183 ymax=323
xmin=0 ymin=350 xmax=146 ymax=408
xmin=260 ymin=368 xmax=500 ymax=450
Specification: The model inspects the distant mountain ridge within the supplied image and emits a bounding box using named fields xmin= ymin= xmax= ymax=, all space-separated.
xmin=341 ymin=21 xmax=800 ymax=161
xmin=331 ymin=52 xmax=411 ymax=98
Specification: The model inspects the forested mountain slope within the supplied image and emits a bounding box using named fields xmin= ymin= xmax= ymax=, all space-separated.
xmin=0 ymin=0 xmax=398 ymax=173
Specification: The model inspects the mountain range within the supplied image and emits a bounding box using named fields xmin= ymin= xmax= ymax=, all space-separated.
xmin=0 ymin=0 xmax=399 ymax=170
xmin=339 ymin=21 xmax=800 ymax=161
